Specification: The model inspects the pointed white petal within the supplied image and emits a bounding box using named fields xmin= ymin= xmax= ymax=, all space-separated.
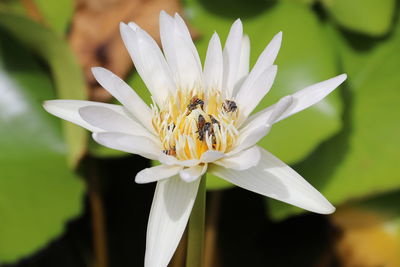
xmin=79 ymin=106 xmax=158 ymax=143
xmin=179 ymin=164 xmax=207 ymax=183
xmin=222 ymin=19 xmax=243 ymax=97
xmin=145 ymin=176 xmax=200 ymax=267
xmin=236 ymin=65 xmax=278 ymax=117
xmin=200 ymin=150 xmax=225 ymax=163
xmin=236 ymin=35 xmax=250 ymax=83
xmin=43 ymin=100 xmax=126 ymax=132
xmin=245 ymin=74 xmax=347 ymax=128
xmin=92 ymin=132 xmax=161 ymax=160
xmin=275 ymin=74 xmax=347 ymax=123
xmin=252 ymin=31 xmax=282 ymax=77
xmin=135 ymin=164 xmax=183 ymax=184
xmin=91 ymin=67 xmax=155 ymax=133
xmin=215 ymin=146 xmax=261 ymax=170
xmin=203 ymin=32 xmax=223 ymax=92
xmin=120 ymin=22 xmax=176 ymax=106
xmin=210 ymin=147 xmax=335 ymax=214
xmin=159 ymin=11 xmax=202 ymax=89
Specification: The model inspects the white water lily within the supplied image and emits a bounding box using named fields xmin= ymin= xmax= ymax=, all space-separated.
xmin=44 ymin=11 xmax=346 ymax=267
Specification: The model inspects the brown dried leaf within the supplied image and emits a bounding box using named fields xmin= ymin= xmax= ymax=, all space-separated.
xmin=69 ymin=0 xmax=199 ymax=102
xmin=331 ymin=207 xmax=400 ymax=267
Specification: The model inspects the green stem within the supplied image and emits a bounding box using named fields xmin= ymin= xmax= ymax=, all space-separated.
xmin=186 ymin=175 xmax=207 ymax=267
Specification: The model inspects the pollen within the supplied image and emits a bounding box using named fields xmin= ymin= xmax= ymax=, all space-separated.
xmin=151 ymin=88 xmax=240 ymax=160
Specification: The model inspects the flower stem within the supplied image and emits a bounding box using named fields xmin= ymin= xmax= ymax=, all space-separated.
xmin=186 ymin=175 xmax=207 ymax=267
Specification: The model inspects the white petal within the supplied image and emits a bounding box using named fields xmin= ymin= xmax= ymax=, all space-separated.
xmin=234 ymin=96 xmax=292 ymax=154
xmin=203 ymin=32 xmax=223 ymax=92
xmin=276 ymin=74 xmax=347 ymax=123
xmin=215 ymin=146 xmax=261 ymax=170
xmin=145 ymin=176 xmax=200 ymax=267
xmin=92 ymin=132 xmax=161 ymax=160
xmin=120 ymin=22 xmax=176 ymax=106
xmin=179 ymin=164 xmax=207 ymax=183
xmin=236 ymin=35 xmax=250 ymax=84
xmin=91 ymin=67 xmax=155 ymax=134
xmin=135 ymin=164 xmax=183 ymax=184
xmin=236 ymin=65 xmax=278 ymax=117
xmin=251 ymin=31 xmax=282 ymax=78
xmin=222 ymin=19 xmax=243 ymax=97
xmin=158 ymin=153 xmax=200 ymax=167
xmin=245 ymin=74 xmax=347 ymax=127
xmin=43 ymin=100 xmax=126 ymax=132
xmin=200 ymin=150 xmax=225 ymax=163
xmin=79 ymin=106 xmax=159 ymax=143
xmin=210 ymin=147 xmax=335 ymax=214
xmin=159 ymin=11 xmax=202 ymax=89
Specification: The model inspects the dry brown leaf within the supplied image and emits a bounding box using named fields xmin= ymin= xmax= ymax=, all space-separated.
xmin=69 ymin=0 xmax=199 ymax=102
xmin=331 ymin=207 xmax=400 ymax=267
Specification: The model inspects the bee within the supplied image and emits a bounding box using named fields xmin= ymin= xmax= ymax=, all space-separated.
xmin=162 ymin=147 xmax=176 ymax=156
xmin=223 ymin=100 xmax=237 ymax=113
xmin=187 ymin=96 xmax=204 ymax=112
xmin=199 ymin=122 xmax=213 ymax=141
xmin=209 ymin=115 xmax=220 ymax=128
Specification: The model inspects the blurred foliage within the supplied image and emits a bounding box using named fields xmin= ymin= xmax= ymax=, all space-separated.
xmin=0 ymin=29 xmax=84 ymax=263
xmin=0 ymin=0 xmax=400 ymax=265
xmin=34 ymin=0 xmax=74 ymax=35
xmin=0 ymin=12 xmax=88 ymax=167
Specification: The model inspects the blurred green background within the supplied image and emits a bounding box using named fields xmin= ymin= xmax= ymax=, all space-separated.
xmin=0 ymin=0 xmax=400 ymax=266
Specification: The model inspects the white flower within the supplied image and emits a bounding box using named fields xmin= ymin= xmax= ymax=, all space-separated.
xmin=44 ymin=11 xmax=346 ymax=267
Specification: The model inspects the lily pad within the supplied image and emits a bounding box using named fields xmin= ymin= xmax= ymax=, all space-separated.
xmin=34 ymin=0 xmax=74 ymax=35
xmin=0 ymin=29 xmax=85 ymax=263
xmin=322 ymin=0 xmax=396 ymax=36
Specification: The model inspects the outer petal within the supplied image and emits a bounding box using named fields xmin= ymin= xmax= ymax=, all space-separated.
xmin=91 ymin=67 xmax=155 ymax=133
xmin=244 ymin=74 xmax=347 ymax=128
xmin=237 ymin=35 xmax=250 ymax=82
xmin=179 ymin=164 xmax=207 ymax=183
xmin=222 ymin=19 xmax=243 ymax=97
xmin=159 ymin=11 xmax=202 ymax=89
xmin=43 ymin=99 xmax=126 ymax=132
xmin=135 ymin=164 xmax=183 ymax=184
xmin=145 ymin=175 xmax=200 ymax=267
xmin=209 ymin=147 xmax=335 ymax=214
xmin=203 ymin=32 xmax=223 ymax=92
xmin=79 ymin=106 xmax=159 ymax=143
xmin=250 ymin=31 xmax=282 ymax=78
xmin=236 ymin=65 xmax=278 ymax=117
xmin=92 ymin=132 xmax=161 ymax=160
xmin=120 ymin=22 xmax=176 ymax=106
xmin=214 ymin=146 xmax=261 ymax=170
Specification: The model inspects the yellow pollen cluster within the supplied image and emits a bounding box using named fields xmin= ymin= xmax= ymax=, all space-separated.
xmin=152 ymin=88 xmax=240 ymax=160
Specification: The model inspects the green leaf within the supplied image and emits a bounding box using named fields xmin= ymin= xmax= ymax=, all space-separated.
xmin=0 ymin=29 xmax=84 ymax=264
xmin=0 ymin=12 xmax=88 ymax=167
xmin=34 ymin=0 xmax=74 ymax=35
xmin=183 ymin=0 xmax=342 ymax=189
xmin=269 ymin=21 xmax=400 ymax=220
xmin=322 ymin=0 xmax=396 ymax=36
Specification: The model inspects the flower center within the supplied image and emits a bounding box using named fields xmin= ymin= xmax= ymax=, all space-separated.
xmin=152 ymin=88 xmax=240 ymax=160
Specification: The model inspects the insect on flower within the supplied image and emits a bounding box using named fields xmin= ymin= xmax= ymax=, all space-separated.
xmin=43 ymin=10 xmax=347 ymax=267
xmin=223 ymin=99 xmax=237 ymax=113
